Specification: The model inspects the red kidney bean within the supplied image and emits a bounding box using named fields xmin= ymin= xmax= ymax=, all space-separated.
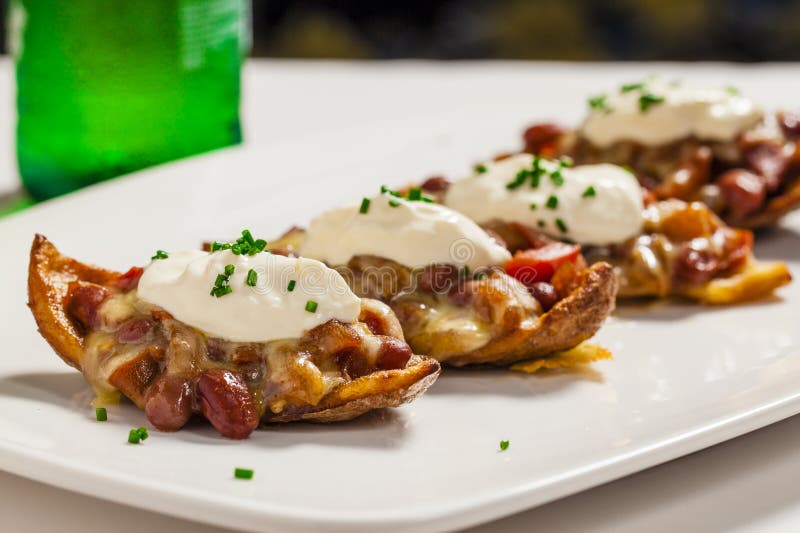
xmin=717 ymin=169 xmax=766 ymax=217
xmin=674 ymin=246 xmax=720 ymax=285
xmin=113 ymin=266 xmax=144 ymax=291
xmin=779 ymin=111 xmax=800 ymax=137
xmin=483 ymin=228 xmax=507 ymax=250
xmin=67 ymin=282 xmax=109 ymax=329
xmin=744 ymin=143 xmax=788 ymax=192
xmin=417 ymin=264 xmax=460 ymax=294
xmin=376 ymin=336 xmax=412 ymax=371
xmin=522 ymin=123 xmax=564 ymax=154
xmin=420 ymin=175 xmax=451 ymax=192
xmin=528 ymin=282 xmax=559 ymax=312
xmin=117 ymin=318 xmax=152 ymax=344
xmin=144 ymin=374 xmax=193 ymax=432
xmin=448 ymin=282 xmax=477 ymax=307
xmin=196 ymin=369 xmax=259 ymax=439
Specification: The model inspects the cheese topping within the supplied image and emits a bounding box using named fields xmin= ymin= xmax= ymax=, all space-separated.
xmin=444 ymin=154 xmax=644 ymax=245
xmin=299 ymin=194 xmax=512 ymax=269
xmin=137 ymin=250 xmax=361 ymax=342
xmin=581 ymin=80 xmax=763 ymax=148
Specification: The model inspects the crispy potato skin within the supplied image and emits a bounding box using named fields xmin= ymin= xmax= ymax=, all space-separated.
xmin=442 ymin=262 xmax=617 ymax=367
xmin=27 ymin=235 xmax=440 ymax=425
xmin=28 ymin=234 xmax=120 ymax=370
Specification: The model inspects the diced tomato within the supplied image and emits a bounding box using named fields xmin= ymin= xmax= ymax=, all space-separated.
xmin=114 ymin=266 xmax=144 ymax=291
xmin=504 ymin=243 xmax=581 ymax=285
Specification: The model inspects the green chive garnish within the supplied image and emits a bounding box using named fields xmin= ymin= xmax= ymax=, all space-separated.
xmin=151 ymin=250 xmax=168 ymax=260
xmin=639 ymin=92 xmax=665 ymax=111
xmin=725 ymin=85 xmax=740 ymax=95
xmin=621 ymin=82 xmax=644 ymax=93
xmin=234 ymin=468 xmax=254 ymax=480
xmin=305 ymin=300 xmax=318 ymax=313
xmin=211 ymin=265 xmax=235 ymax=297
xmin=555 ymin=218 xmax=568 ymax=233
xmin=95 ymin=407 xmax=107 ymax=422
xmin=582 ymin=186 xmax=597 ymax=198
xmin=359 ymin=197 xmax=370 ymax=214
xmin=388 ymin=199 xmax=401 ymax=207
xmin=475 ymin=164 xmax=487 ymax=174
xmin=241 ymin=229 xmax=255 ymax=246
xmin=545 ymin=195 xmax=559 ymax=209
xmin=500 ymin=440 xmax=510 ymax=451
xmin=506 ymin=169 xmax=529 ymax=189
xmin=588 ymin=94 xmax=609 ymax=111
xmin=224 ymin=264 xmax=235 ymax=276
xmin=537 ymin=220 xmax=546 ymax=228
xmin=246 ymin=269 xmax=258 ymax=287
xmin=287 ymin=280 xmax=296 ymax=292
xmin=550 ymin=170 xmax=564 ymax=187
xmin=137 ymin=427 xmax=149 ymax=441
xmin=128 ymin=427 xmax=148 ymax=444
xmin=529 ymin=203 xmax=537 ymax=210
xmin=408 ymin=188 xmax=422 ymax=201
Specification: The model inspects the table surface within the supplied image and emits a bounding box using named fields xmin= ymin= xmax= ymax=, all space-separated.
xmin=3 ymin=58 xmax=800 ymax=532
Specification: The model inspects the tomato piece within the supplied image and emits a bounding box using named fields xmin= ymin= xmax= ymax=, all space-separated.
xmin=504 ymin=243 xmax=581 ymax=285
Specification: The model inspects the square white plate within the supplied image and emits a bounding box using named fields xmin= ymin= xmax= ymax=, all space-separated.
xmin=1 ymin=66 xmax=799 ymax=532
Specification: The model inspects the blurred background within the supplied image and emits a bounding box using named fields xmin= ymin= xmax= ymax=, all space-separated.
xmin=2 ymin=0 xmax=800 ymax=61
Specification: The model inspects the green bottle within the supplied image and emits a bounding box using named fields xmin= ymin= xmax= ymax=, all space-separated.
xmin=8 ymin=0 xmax=247 ymax=200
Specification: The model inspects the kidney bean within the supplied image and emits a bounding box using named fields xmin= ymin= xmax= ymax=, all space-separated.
xmin=717 ymin=169 xmax=766 ymax=217
xmin=674 ymin=246 xmax=720 ymax=285
xmin=196 ymin=369 xmax=259 ymax=439
xmin=376 ymin=336 xmax=413 ymax=371
xmin=522 ymin=123 xmax=564 ymax=154
xmin=420 ymin=175 xmax=451 ymax=192
xmin=117 ymin=318 xmax=152 ymax=344
xmin=113 ymin=266 xmax=144 ymax=291
xmin=67 ymin=282 xmax=109 ymax=329
xmin=744 ymin=143 xmax=789 ymax=192
xmin=144 ymin=374 xmax=193 ymax=432
xmin=528 ymin=282 xmax=559 ymax=312
xmin=779 ymin=111 xmax=800 ymax=137
xmin=417 ymin=264 xmax=460 ymax=294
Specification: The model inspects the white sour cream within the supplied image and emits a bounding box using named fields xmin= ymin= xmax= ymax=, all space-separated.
xmin=581 ymin=80 xmax=763 ymax=148
xmin=137 ymin=250 xmax=361 ymax=342
xmin=444 ymin=154 xmax=644 ymax=245
xmin=299 ymin=194 xmax=512 ymax=269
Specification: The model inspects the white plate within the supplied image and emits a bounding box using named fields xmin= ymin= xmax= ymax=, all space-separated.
xmin=1 ymin=78 xmax=799 ymax=532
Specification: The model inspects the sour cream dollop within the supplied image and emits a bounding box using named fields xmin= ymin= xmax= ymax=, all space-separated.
xmin=444 ymin=154 xmax=644 ymax=245
xmin=299 ymin=194 xmax=512 ymax=269
xmin=581 ymin=80 xmax=763 ymax=148
xmin=137 ymin=250 xmax=361 ymax=342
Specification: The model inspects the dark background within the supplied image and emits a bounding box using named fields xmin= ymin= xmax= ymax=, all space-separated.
xmin=3 ymin=0 xmax=800 ymax=61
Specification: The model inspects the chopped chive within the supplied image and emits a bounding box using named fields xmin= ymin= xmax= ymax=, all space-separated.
xmin=241 ymin=229 xmax=255 ymax=246
xmin=588 ymin=94 xmax=609 ymax=111
xmin=474 ymin=271 xmax=487 ymax=280
xmin=95 ymin=407 xmax=107 ymax=422
xmin=529 ymin=203 xmax=537 ymax=210
xmin=537 ymin=220 xmax=546 ymax=228
xmin=287 ymin=279 xmax=296 ymax=292
xmin=639 ymin=92 xmax=665 ymax=112
xmin=621 ymin=82 xmax=644 ymax=93
xmin=475 ymin=164 xmax=487 ymax=174
xmin=230 ymin=243 xmax=242 ymax=255
xmin=253 ymin=239 xmax=267 ymax=252
xmin=408 ymin=188 xmax=423 ymax=201
xmin=128 ymin=429 xmax=140 ymax=444
xmin=246 ymin=268 xmax=258 ymax=287
xmin=506 ymin=169 xmax=529 ymax=190
xmin=545 ymin=195 xmax=559 ymax=209
xmin=559 ymin=156 xmax=574 ymax=168
xmin=224 ymin=264 xmax=235 ymax=276
xmin=550 ymin=170 xmax=564 ymax=187
xmin=380 ymin=185 xmax=401 ymax=197
xmin=621 ymin=165 xmax=635 ymax=175
xmin=359 ymin=197 xmax=371 ymax=214
xmin=137 ymin=427 xmax=149 ymax=441
xmin=305 ymin=300 xmax=318 ymax=313
xmin=388 ymin=199 xmax=401 ymax=207
xmin=210 ymin=241 xmax=230 ymax=252
xmin=582 ymin=185 xmax=597 ymax=198
xmin=151 ymin=250 xmax=168 ymax=260
xmin=555 ymin=218 xmax=568 ymax=233
xmin=234 ymin=468 xmax=254 ymax=480
xmin=500 ymin=440 xmax=510 ymax=451
xmin=725 ymin=85 xmax=740 ymax=95
xmin=210 ymin=285 xmax=233 ymax=298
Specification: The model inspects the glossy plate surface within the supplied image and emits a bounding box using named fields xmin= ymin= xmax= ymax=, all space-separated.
xmin=1 ymin=63 xmax=799 ymax=532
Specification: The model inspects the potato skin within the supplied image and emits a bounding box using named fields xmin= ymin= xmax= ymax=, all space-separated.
xmin=27 ymin=235 xmax=441 ymax=427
